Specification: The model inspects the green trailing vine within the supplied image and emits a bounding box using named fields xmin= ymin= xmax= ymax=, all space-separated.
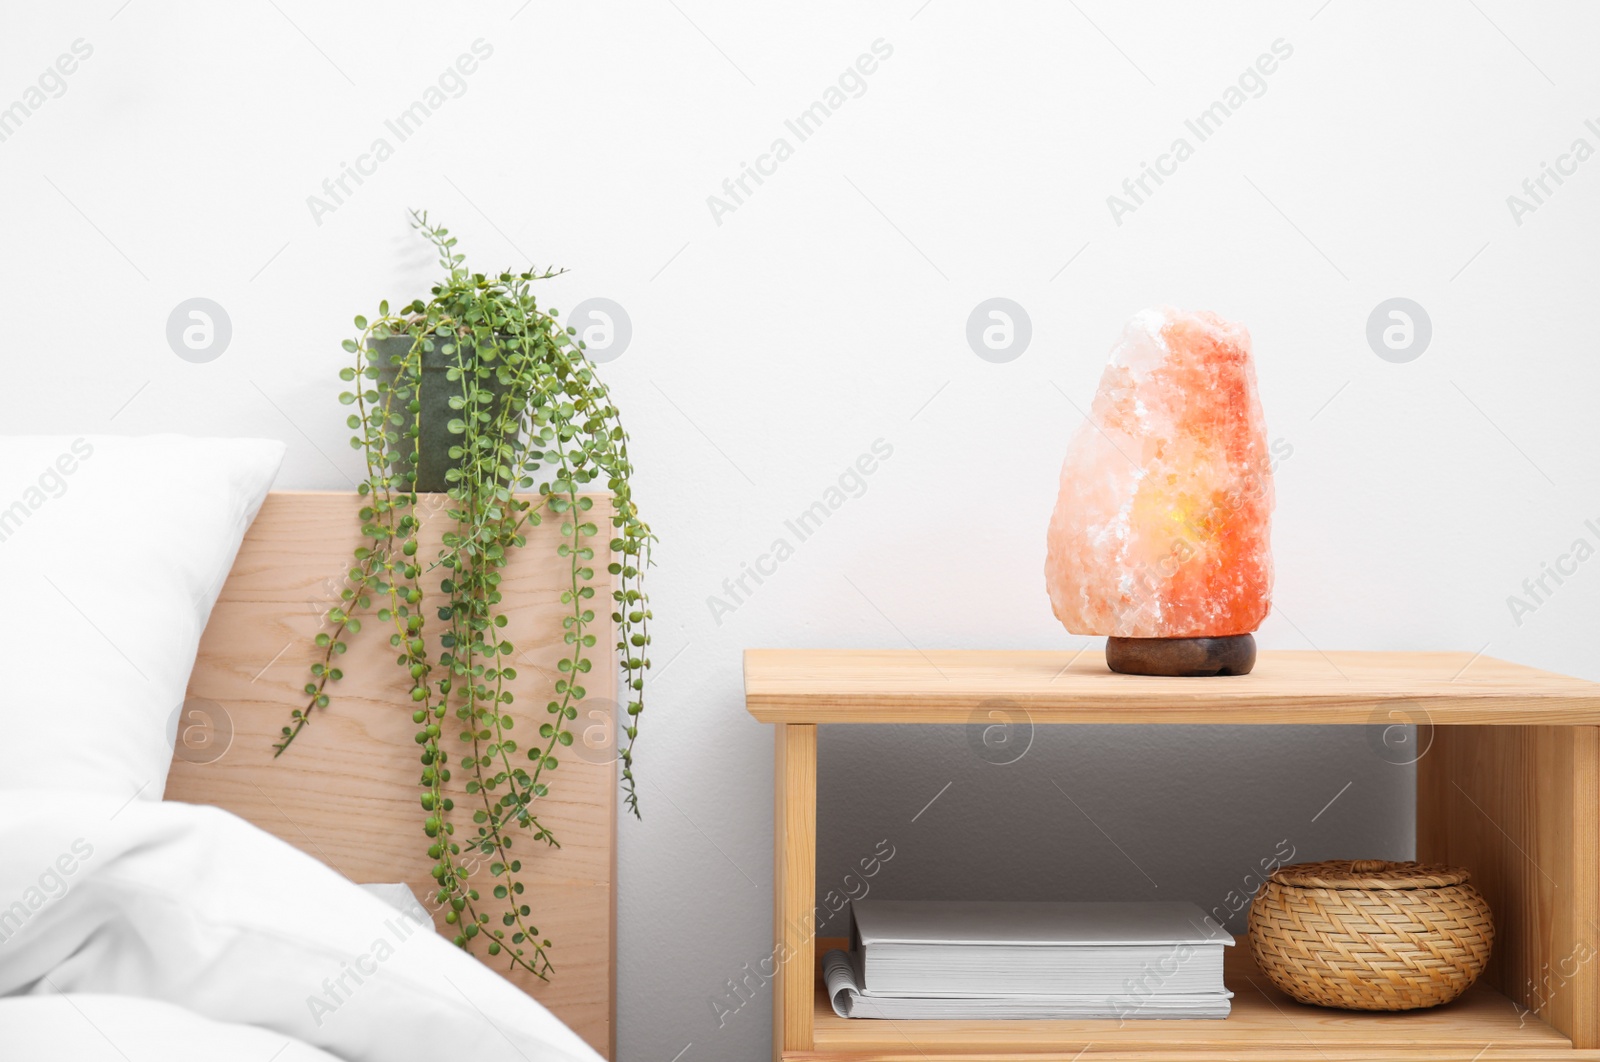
xmin=276 ymin=210 xmax=653 ymax=980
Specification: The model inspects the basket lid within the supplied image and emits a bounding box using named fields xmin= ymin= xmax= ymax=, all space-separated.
xmin=1269 ymin=859 xmax=1471 ymax=890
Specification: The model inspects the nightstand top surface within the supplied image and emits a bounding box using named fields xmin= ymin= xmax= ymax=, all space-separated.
xmin=742 ymin=649 xmax=1600 ymax=725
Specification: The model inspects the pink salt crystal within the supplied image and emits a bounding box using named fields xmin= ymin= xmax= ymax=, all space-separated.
xmin=1045 ymin=308 xmax=1274 ymax=639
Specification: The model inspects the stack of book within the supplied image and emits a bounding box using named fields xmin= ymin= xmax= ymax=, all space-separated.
xmin=823 ymin=900 xmax=1233 ymax=1020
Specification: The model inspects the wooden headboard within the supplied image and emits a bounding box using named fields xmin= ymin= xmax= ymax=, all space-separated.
xmin=164 ymin=491 xmax=616 ymax=1058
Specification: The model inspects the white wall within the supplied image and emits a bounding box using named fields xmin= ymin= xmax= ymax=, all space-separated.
xmin=5 ymin=2 xmax=1598 ymax=1059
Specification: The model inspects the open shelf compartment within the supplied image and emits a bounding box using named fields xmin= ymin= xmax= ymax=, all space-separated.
xmin=750 ymin=650 xmax=1600 ymax=1062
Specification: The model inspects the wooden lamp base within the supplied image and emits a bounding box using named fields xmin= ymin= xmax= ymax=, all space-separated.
xmin=1105 ymin=633 xmax=1257 ymax=676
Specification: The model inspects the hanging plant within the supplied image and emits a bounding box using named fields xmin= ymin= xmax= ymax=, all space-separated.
xmin=275 ymin=210 xmax=653 ymax=980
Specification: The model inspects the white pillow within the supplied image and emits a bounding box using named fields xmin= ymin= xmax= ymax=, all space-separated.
xmin=0 ymin=791 xmax=601 ymax=1062
xmin=0 ymin=435 xmax=284 ymax=801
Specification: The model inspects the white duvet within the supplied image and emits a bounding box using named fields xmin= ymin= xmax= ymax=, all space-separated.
xmin=0 ymin=791 xmax=602 ymax=1062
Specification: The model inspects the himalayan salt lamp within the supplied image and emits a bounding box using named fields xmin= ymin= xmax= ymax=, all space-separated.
xmin=1045 ymin=308 xmax=1273 ymax=676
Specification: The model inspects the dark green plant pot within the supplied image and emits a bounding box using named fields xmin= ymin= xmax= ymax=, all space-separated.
xmin=370 ymin=334 xmax=514 ymax=493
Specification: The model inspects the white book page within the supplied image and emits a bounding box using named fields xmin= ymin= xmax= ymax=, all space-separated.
xmin=852 ymin=900 xmax=1233 ymax=948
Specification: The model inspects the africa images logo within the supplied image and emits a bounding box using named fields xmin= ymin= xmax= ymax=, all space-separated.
xmin=1106 ymin=38 xmax=1293 ymax=225
xmin=305 ymin=40 xmax=494 ymax=226
xmin=706 ymin=38 xmax=894 ymax=226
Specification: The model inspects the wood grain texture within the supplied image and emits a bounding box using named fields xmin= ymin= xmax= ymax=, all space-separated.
xmin=805 ymin=935 xmax=1588 ymax=1061
xmin=774 ymin=724 xmax=818 ymax=1060
xmin=164 ymin=491 xmax=616 ymax=1058
xmin=1418 ymin=726 xmax=1600 ymax=1049
xmin=744 ymin=649 xmax=1600 ymax=725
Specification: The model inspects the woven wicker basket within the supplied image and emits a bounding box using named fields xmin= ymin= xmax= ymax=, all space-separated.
xmin=1247 ymin=859 xmax=1493 ymax=1011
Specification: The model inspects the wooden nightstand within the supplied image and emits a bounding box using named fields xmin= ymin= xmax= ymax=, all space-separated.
xmin=743 ymin=649 xmax=1600 ymax=1062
